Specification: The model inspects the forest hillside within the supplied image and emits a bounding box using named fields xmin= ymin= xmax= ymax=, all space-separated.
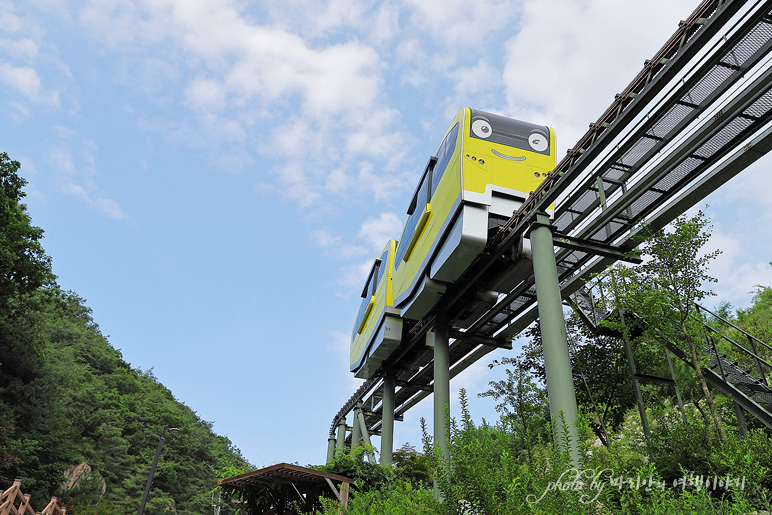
xmin=0 ymin=153 xmax=251 ymax=514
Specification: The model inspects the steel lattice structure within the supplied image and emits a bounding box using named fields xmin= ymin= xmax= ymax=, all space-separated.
xmin=329 ymin=0 xmax=772 ymax=450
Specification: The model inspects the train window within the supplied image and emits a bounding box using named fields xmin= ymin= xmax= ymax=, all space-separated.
xmin=395 ymin=173 xmax=429 ymax=267
xmin=353 ymin=295 xmax=371 ymax=337
xmin=353 ymin=259 xmax=382 ymax=337
xmin=375 ymin=249 xmax=389 ymax=286
xmin=431 ymin=122 xmax=459 ymax=197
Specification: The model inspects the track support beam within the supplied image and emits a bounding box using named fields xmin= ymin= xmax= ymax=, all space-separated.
xmin=351 ymin=404 xmax=362 ymax=458
xmin=326 ymin=437 xmax=335 ymax=464
xmin=381 ymin=375 xmax=396 ymax=467
xmin=355 ymin=401 xmax=376 ymax=463
xmin=431 ymin=324 xmax=451 ymax=498
xmin=530 ymin=211 xmax=581 ymax=467
xmin=335 ymin=420 xmax=346 ymax=457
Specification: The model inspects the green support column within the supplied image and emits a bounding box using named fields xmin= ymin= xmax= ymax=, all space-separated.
xmin=351 ymin=404 xmax=362 ymax=457
xmin=335 ymin=419 xmax=346 ymax=457
xmin=734 ymin=402 xmax=748 ymax=437
xmin=355 ymin=401 xmax=376 ymax=463
xmin=326 ymin=437 xmax=336 ymax=464
xmin=619 ymin=310 xmax=651 ymax=443
xmin=431 ymin=324 xmax=451 ymax=498
xmin=665 ymin=348 xmax=690 ymax=432
xmin=381 ymin=375 xmax=396 ymax=467
xmin=530 ymin=211 xmax=581 ymax=466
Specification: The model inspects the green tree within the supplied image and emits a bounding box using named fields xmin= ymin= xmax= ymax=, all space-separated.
xmin=736 ymin=285 xmax=772 ymax=353
xmin=600 ymin=210 xmax=726 ymax=440
xmin=391 ymin=443 xmax=432 ymax=488
xmin=501 ymin=313 xmax=656 ymax=449
xmin=0 ymin=152 xmax=53 ymax=305
xmin=480 ymin=356 xmax=548 ymax=459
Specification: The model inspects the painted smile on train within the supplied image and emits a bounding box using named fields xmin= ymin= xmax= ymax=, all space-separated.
xmin=349 ymin=108 xmax=556 ymax=379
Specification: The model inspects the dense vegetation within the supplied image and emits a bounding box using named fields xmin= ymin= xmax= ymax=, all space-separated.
xmin=313 ymin=212 xmax=772 ymax=514
xmin=0 ymin=153 xmax=251 ymax=514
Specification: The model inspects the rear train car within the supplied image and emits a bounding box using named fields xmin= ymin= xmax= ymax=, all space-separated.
xmin=392 ymin=107 xmax=556 ymax=320
xmin=349 ymin=240 xmax=402 ymax=379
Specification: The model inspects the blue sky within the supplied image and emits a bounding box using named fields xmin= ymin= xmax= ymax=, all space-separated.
xmin=2 ymin=0 xmax=772 ymax=468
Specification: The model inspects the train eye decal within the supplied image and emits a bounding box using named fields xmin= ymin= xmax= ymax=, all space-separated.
xmin=472 ymin=118 xmax=493 ymax=139
xmin=528 ymin=131 xmax=548 ymax=152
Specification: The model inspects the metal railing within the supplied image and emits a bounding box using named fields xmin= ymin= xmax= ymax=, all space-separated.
xmin=696 ymin=303 xmax=772 ymax=391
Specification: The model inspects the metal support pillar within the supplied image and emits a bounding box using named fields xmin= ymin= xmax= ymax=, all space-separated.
xmin=734 ymin=402 xmax=748 ymax=437
xmin=355 ymin=401 xmax=376 ymax=463
xmin=431 ymin=324 xmax=451 ymax=497
xmin=529 ymin=212 xmax=581 ymax=466
xmin=381 ymin=374 xmax=396 ymax=467
xmin=351 ymin=405 xmax=362 ymax=457
xmin=139 ymin=428 xmax=177 ymax=515
xmin=335 ymin=419 xmax=346 ymax=457
xmin=326 ymin=437 xmax=336 ymax=464
xmin=619 ymin=310 xmax=652 ymax=443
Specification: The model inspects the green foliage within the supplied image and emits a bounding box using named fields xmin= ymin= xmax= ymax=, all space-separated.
xmin=316 ymin=480 xmax=440 ymax=514
xmin=391 ymin=443 xmax=432 ymax=488
xmin=411 ymin=394 xmax=771 ymax=514
xmin=733 ymin=285 xmax=772 ymax=370
xmin=317 ymin=445 xmax=392 ymax=492
xmin=480 ymin=357 xmax=549 ymax=459
xmin=503 ymin=313 xmax=659 ymax=448
xmin=598 ymin=210 xmax=727 ymax=440
xmin=0 ymin=287 xmax=251 ymax=513
xmin=0 ymin=152 xmax=53 ymax=306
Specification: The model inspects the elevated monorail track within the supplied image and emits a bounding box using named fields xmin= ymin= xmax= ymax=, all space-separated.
xmin=331 ymin=0 xmax=772 ymax=441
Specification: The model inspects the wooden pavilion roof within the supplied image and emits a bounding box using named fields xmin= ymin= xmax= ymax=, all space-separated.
xmin=216 ymin=463 xmax=352 ymax=488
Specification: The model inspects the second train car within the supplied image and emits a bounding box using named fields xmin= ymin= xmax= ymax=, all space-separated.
xmin=350 ymin=240 xmax=402 ymax=378
xmin=350 ymin=107 xmax=556 ymax=378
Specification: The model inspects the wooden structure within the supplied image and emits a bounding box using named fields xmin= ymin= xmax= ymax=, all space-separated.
xmin=0 ymin=480 xmax=65 ymax=515
xmin=216 ymin=463 xmax=351 ymax=515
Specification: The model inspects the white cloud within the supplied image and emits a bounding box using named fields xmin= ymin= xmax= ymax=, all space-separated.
xmin=273 ymin=162 xmax=321 ymax=207
xmin=338 ymin=259 xmax=376 ymax=293
xmin=503 ymin=0 xmax=694 ymax=151
xmin=47 ymin=146 xmax=77 ymax=176
xmin=78 ymin=0 xmax=408 ymax=207
xmin=403 ymin=0 xmax=518 ymax=48
xmin=185 ymin=77 xmax=227 ymax=112
xmin=0 ymin=2 xmax=23 ymax=33
xmin=357 ymin=211 xmax=403 ymax=252
xmin=61 ymin=183 xmax=128 ymax=221
xmin=0 ymin=37 xmax=39 ymax=61
xmin=261 ymin=0 xmax=369 ymax=40
xmin=312 ymin=229 xmax=342 ymax=249
xmin=0 ymin=61 xmax=53 ymax=103
xmin=369 ymin=2 xmax=400 ymax=46
xmin=452 ymin=61 xmax=501 ymax=99
xmin=708 ymin=226 xmax=772 ymax=308
xmin=42 ymin=137 xmax=128 ymax=221
xmin=0 ymin=4 xmax=65 ymax=112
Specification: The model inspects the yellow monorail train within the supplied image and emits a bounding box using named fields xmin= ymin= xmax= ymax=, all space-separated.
xmin=350 ymin=108 xmax=556 ymax=378
xmin=393 ymin=107 xmax=556 ymax=319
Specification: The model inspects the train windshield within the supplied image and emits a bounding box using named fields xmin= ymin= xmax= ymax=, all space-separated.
xmin=469 ymin=109 xmax=550 ymax=155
